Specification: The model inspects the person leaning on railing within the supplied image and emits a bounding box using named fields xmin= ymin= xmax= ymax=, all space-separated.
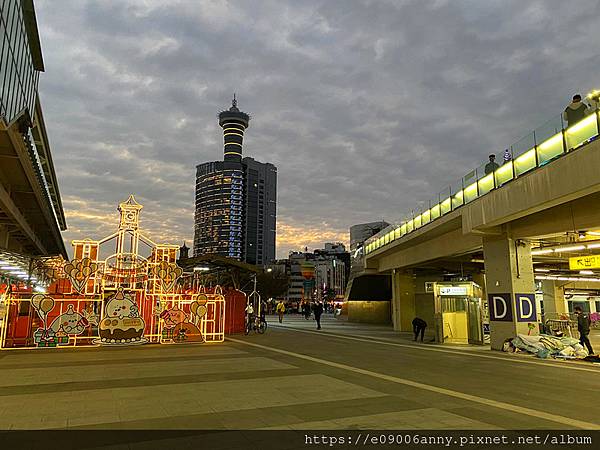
xmin=563 ymin=94 xmax=593 ymax=127
xmin=484 ymin=154 xmax=500 ymax=175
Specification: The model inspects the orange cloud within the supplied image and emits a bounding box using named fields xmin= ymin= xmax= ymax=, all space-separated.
xmin=61 ymin=196 xmax=349 ymax=260
xmin=276 ymin=221 xmax=348 ymax=257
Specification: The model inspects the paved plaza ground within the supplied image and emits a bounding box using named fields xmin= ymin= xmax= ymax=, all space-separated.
xmin=0 ymin=314 xmax=598 ymax=447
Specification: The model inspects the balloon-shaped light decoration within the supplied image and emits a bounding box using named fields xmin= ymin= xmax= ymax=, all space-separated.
xmin=190 ymin=301 xmax=199 ymax=317
xmin=31 ymin=294 xmax=55 ymax=328
xmin=40 ymin=297 xmax=55 ymax=316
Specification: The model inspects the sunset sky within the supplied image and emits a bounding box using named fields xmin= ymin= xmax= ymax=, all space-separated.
xmin=35 ymin=0 xmax=600 ymax=258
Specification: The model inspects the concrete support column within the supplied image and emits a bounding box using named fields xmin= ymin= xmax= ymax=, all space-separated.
xmin=483 ymin=235 xmax=537 ymax=350
xmin=540 ymin=280 xmax=566 ymax=319
xmin=391 ymin=270 xmax=415 ymax=332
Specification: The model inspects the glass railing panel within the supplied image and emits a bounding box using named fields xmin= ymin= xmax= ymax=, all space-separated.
xmin=406 ymin=219 xmax=414 ymax=233
xmin=463 ymin=168 xmax=477 ymax=188
xmin=414 ymin=214 xmax=422 ymax=229
xmin=477 ymin=150 xmax=503 ymax=180
xmin=514 ymin=148 xmax=536 ymax=176
xmin=400 ymin=223 xmax=407 ymax=236
xmin=451 ymin=189 xmax=464 ymax=210
xmin=440 ymin=196 xmax=451 ymax=215
xmin=478 ymin=173 xmax=494 ymax=196
xmin=494 ymin=160 xmax=513 ymax=186
xmin=537 ymin=131 xmax=564 ymax=165
xmin=422 ymin=209 xmax=431 ymax=225
xmin=430 ymin=203 xmax=440 ymax=220
xmin=535 ymin=114 xmax=564 ymax=144
xmin=565 ymin=113 xmax=598 ymax=150
xmin=463 ymin=181 xmax=478 ymax=203
xmin=394 ymin=226 xmax=401 ymax=240
xmin=384 ymin=233 xmax=389 ymax=245
xmin=512 ymin=131 xmax=536 ymax=160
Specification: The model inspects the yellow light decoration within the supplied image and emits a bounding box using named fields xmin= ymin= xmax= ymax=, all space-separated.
xmin=566 ymin=114 xmax=596 ymax=134
xmin=0 ymin=195 xmax=226 ymax=350
xmin=538 ymin=132 xmax=563 ymax=150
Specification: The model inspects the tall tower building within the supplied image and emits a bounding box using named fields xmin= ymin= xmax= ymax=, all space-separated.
xmin=243 ymin=157 xmax=277 ymax=265
xmin=193 ymin=97 xmax=277 ymax=265
xmin=219 ymin=94 xmax=249 ymax=163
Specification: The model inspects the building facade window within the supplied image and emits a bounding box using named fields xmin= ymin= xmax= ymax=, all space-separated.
xmin=0 ymin=1 xmax=39 ymax=125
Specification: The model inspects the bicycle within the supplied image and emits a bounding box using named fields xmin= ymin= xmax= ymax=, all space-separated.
xmin=245 ymin=315 xmax=267 ymax=335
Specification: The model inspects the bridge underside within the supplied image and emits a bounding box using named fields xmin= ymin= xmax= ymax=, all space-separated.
xmin=0 ymin=108 xmax=66 ymax=258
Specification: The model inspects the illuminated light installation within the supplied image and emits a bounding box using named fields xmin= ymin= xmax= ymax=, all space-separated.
xmin=0 ymin=195 xmax=226 ymax=349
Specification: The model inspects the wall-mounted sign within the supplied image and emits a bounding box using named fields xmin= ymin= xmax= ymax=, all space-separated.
xmin=516 ymin=294 xmax=537 ymax=322
xmin=488 ymin=293 xmax=513 ymax=322
xmin=439 ymin=286 xmax=468 ymax=296
xmin=569 ymin=255 xmax=600 ymax=270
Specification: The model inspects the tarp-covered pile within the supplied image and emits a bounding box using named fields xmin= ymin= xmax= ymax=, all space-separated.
xmin=504 ymin=334 xmax=588 ymax=359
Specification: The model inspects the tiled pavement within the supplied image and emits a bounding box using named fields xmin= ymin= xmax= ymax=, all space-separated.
xmin=0 ymin=314 xmax=597 ymax=448
xmin=0 ymin=343 xmax=494 ymax=431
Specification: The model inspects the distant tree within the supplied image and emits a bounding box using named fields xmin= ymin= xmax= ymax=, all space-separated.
xmin=256 ymin=268 xmax=289 ymax=299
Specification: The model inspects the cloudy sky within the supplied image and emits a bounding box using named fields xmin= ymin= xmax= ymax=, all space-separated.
xmin=35 ymin=0 xmax=600 ymax=258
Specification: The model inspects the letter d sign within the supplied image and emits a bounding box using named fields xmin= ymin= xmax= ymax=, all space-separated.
xmin=516 ymin=293 xmax=536 ymax=322
xmin=488 ymin=293 xmax=512 ymax=322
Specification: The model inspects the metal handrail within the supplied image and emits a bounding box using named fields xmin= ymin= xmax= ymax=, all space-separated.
xmin=366 ymin=106 xmax=600 ymax=254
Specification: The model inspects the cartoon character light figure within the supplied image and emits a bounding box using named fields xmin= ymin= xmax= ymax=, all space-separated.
xmin=159 ymin=305 xmax=204 ymax=343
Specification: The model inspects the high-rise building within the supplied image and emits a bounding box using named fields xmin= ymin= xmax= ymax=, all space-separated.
xmin=0 ymin=0 xmax=66 ymax=257
xmin=0 ymin=0 xmax=67 ymax=290
xmin=243 ymin=156 xmax=277 ymax=265
xmin=270 ymin=245 xmax=348 ymax=304
xmin=193 ymin=97 xmax=277 ymax=264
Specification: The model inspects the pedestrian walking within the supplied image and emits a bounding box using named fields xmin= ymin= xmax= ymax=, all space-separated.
xmin=245 ymin=302 xmax=254 ymax=330
xmin=302 ymin=301 xmax=311 ymax=320
xmin=574 ymin=306 xmax=594 ymax=355
xmin=276 ymin=300 xmax=285 ymax=323
xmin=484 ymin=154 xmax=500 ymax=175
xmin=563 ymin=94 xmax=589 ymax=127
xmin=502 ymin=148 xmax=512 ymax=164
xmin=412 ymin=317 xmax=427 ymax=342
xmin=313 ymin=301 xmax=323 ymax=330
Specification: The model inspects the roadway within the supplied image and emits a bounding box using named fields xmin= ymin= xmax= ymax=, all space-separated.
xmin=0 ymin=314 xmax=598 ymax=447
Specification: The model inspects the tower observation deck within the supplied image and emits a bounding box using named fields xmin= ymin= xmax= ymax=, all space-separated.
xmin=218 ymin=95 xmax=250 ymax=163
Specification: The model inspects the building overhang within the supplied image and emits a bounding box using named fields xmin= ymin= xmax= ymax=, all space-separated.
xmin=0 ymin=113 xmax=66 ymax=258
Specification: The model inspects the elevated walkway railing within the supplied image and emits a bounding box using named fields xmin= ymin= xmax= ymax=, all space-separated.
xmin=365 ymin=108 xmax=600 ymax=255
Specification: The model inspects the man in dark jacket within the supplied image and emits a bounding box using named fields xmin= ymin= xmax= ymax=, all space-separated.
xmin=563 ymin=94 xmax=589 ymax=127
xmin=313 ymin=301 xmax=323 ymax=330
xmin=574 ymin=306 xmax=594 ymax=355
xmin=302 ymin=301 xmax=311 ymax=320
xmin=412 ymin=317 xmax=427 ymax=342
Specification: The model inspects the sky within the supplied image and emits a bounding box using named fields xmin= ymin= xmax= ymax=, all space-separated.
xmin=35 ymin=0 xmax=600 ymax=259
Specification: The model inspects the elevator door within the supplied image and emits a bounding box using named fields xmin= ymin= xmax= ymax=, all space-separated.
xmin=466 ymin=298 xmax=483 ymax=345
xmin=441 ymin=297 xmax=468 ymax=344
